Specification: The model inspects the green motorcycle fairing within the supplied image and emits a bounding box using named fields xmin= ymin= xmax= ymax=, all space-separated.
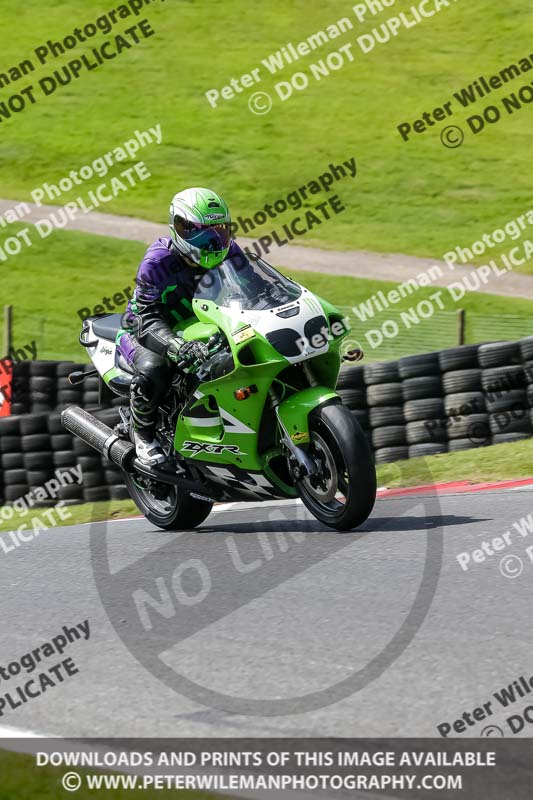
xmin=171 ymin=254 xmax=350 ymax=500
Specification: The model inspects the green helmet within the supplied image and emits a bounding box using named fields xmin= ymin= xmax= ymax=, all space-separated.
xmin=169 ymin=187 xmax=231 ymax=269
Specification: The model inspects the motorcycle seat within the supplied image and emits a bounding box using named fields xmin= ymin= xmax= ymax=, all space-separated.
xmin=91 ymin=313 xmax=123 ymax=341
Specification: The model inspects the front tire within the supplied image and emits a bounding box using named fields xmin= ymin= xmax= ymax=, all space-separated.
xmin=124 ymin=475 xmax=213 ymax=531
xmin=297 ymin=403 xmax=376 ymax=531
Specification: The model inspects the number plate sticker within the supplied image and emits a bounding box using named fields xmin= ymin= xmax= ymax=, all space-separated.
xmin=232 ymin=325 xmax=254 ymax=344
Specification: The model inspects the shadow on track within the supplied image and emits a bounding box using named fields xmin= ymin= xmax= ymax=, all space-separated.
xmin=197 ymin=513 xmax=487 ymax=536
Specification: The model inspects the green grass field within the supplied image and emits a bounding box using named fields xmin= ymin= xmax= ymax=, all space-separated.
xmin=0 ymin=1 xmax=532 ymax=270
xmin=0 ymin=749 xmax=219 ymax=800
xmin=2 ymin=226 xmax=533 ymax=362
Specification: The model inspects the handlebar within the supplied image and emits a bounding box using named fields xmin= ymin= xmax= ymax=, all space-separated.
xmin=176 ymin=333 xmax=226 ymax=372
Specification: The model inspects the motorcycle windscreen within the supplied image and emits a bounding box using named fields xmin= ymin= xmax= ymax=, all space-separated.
xmin=195 ymin=253 xmax=302 ymax=311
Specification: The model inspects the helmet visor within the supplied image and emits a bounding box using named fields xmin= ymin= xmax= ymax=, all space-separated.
xmin=174 ymin=216 xmax=231 ymax=253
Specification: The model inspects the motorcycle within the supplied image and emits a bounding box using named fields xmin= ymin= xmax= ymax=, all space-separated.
xmin=62 ymin=252 xmax=376 ymax=531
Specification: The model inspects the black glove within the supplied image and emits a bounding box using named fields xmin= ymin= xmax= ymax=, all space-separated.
xmin=167 ymin=337 xmax=209 ymax=365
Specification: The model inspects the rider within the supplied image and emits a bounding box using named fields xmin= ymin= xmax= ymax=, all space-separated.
xmin=118 ymin=187 xmax=245 ymax=466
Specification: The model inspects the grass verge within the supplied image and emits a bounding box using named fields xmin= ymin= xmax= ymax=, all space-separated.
xmin=0 ymin=749 xmax=220 ymax=800
xmin=1 ymin=440 xmax=531 ymax=531
xmin=0 ymin=499 xmax=137 ymax=533
xmin=377 ymin=437 xmax=533 ymax=489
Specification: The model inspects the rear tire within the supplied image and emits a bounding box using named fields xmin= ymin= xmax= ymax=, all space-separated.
xmin=297 ymin=403 xmax=376 ymax=531
xmin=124 ymin=474 xmax=213 ymax=531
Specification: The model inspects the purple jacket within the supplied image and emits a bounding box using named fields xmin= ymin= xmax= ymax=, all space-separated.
xmin=120 ymin=237 xmax=244 ymax=359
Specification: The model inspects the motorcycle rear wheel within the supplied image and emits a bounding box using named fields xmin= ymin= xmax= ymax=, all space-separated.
xmin=298 ymin=403 xmax=376 ymax=531
xmin=125 ymin=475 xmax=213 ymax=531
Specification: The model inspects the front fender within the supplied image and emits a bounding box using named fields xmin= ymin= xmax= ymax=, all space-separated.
xmin=277 ymin=386 xmax=340 ymax=443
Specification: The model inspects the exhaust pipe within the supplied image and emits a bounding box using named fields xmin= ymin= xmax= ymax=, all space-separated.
xmin=61 ymin=406 xmax=135 ymax=471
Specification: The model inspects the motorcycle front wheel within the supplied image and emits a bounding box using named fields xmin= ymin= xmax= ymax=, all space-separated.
xmin=124 ymin=474 xmax=213 ymax=531
xmin=298 ymin=403 xmax=377 ymax=531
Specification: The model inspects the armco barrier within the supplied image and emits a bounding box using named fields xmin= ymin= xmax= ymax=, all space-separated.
xmin=1 ymin=338 xmax=533 ymax=505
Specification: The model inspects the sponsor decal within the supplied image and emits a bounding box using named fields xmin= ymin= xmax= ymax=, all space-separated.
xmin=291 ymin=431 xmax=310 ymax=443
xmin=232 ymin=324 xmax=255 ymax=344
xmin=182 ymin=441 xmax=245 ymax=456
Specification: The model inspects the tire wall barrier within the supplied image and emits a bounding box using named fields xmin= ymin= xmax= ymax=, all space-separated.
xmin=0 ymin=361 xmax=128 ymax=506
xmin=1 ymin=339 xmax=533 ymax=504
xmin=337 ymin=337 xmax=533 ymax=464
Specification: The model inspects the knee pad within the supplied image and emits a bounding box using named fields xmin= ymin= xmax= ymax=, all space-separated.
xmin=131 ymin=373 xmax=152 ymax=404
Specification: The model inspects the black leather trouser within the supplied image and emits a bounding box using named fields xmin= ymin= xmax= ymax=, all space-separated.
xmin=130 ymin=344 xmax=173 ymax=435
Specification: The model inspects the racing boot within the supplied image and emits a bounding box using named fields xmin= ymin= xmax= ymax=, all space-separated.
xmin=133 ymin=427 xmax=166 ymax=467
xmin=130 ymin=369 xmax=166 ymax=467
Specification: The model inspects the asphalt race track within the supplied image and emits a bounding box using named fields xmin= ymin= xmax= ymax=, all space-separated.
xmin=1 ymin=486 xmax=532 ymax=739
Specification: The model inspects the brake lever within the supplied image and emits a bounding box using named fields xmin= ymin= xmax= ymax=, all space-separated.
xmin=176 ymin=335 xmax=226 ymax=372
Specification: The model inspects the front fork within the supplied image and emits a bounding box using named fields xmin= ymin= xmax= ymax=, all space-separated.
xmin=269 ymin=374 xmax=341 ymax=481
xmin=273 ymin=400 xmax=317 ymax=481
